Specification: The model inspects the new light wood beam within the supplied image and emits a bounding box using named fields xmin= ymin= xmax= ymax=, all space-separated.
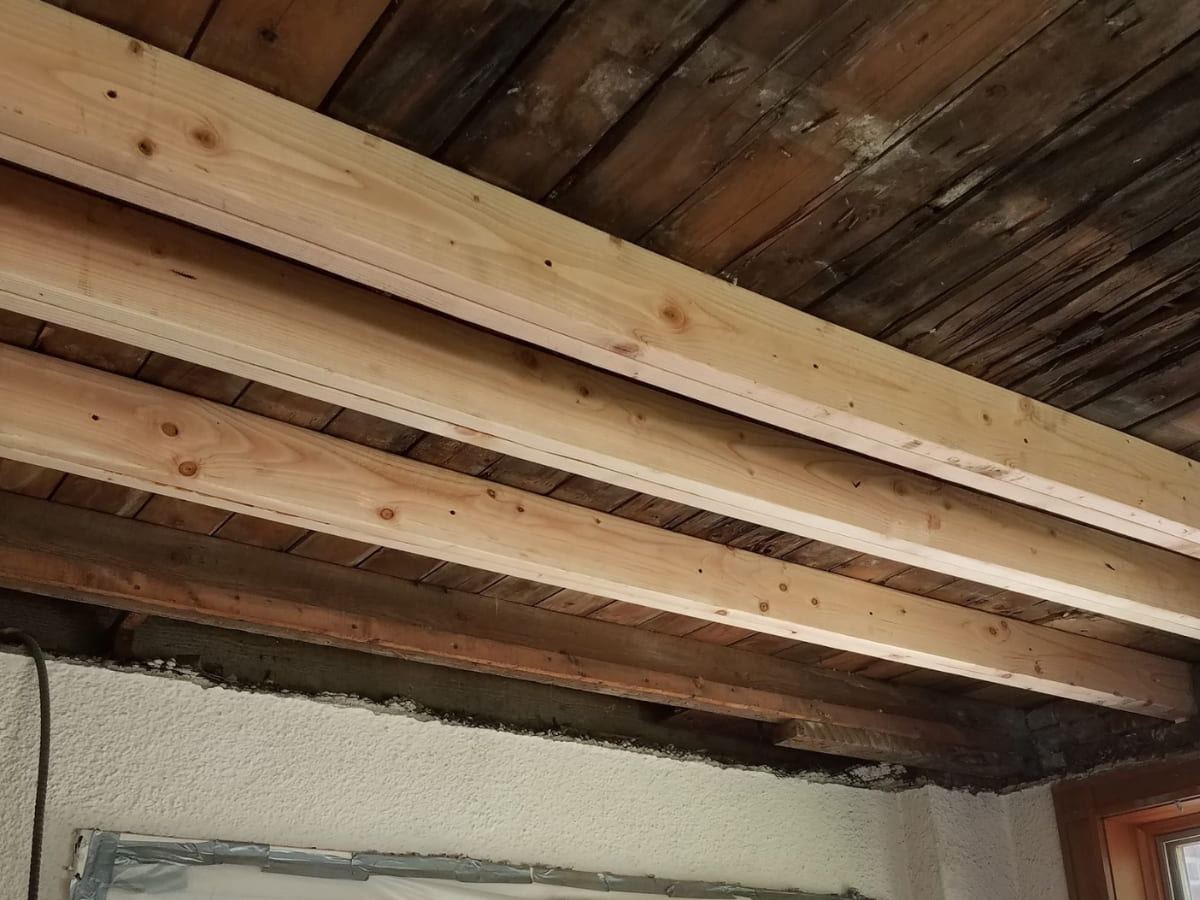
xmin=0 ymin=492 xmax=1026 ymax=775
xmin=0 ymin=0 xmax=1196 ymax=557
xmin=0 ymin=345 xmax=1193 ymax=719
xmin=3 ymin=170 xmax=1200 ymax=640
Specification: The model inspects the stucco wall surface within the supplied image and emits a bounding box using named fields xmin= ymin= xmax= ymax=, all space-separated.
xmin=0 ymin=654 xmax=1067 ymax=900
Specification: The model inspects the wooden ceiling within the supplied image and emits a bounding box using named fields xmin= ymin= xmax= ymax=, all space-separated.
xmin=2 ymin=0 xmax=1200 ymax=782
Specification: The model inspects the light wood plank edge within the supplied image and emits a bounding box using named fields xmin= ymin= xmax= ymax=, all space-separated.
xmin=2 ymin=169 xmax=1200 ymax=640
xmin=0 ymin=492 xmax=1026 ymax=774
xmin=771 ymin=720 xmax=1008 ymax=774
xmin=0 ymin=0 xmax=1196 ymax=555
xmin=0 ymin=344 xmax=1193 ymax=720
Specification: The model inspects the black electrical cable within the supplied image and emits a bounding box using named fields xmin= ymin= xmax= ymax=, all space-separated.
xmin=2 ymin=628 xmax=50 ymax=900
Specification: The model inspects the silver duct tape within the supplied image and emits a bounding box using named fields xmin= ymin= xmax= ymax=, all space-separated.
xmin=357 ymin=854 xmax=531 ymax=883
xmin=71 ymin=831 xmax=119 ymax=900
xmin=78 ymin=831 xmax=872 ymax=900
xmin=264 ymin=848 xmax=370 ymax=881
xmin=114 ymin=838 xmax=269 ymax=866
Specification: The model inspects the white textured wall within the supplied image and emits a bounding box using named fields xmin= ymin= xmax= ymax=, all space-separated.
xmin=0 ymin=654 xmax=1067 ymax=900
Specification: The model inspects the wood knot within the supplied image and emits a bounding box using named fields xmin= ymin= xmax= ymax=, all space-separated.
xmin=758 ymin=601 xmax=770 ymax=612
xmin=258 ymin=26 xmax=279 ymax=44
xmin=778 ymin=583 xmax=788 ymax=592
xmin=659 ymin=301 xmax=687 ymax=330
xmin=160 ymin=422 xmax=179 ymax=437
xmin=378 ymin=507 xmax=395 ymax=520
xmin=128 ymin=39 xmax=143 ymax=56
xmin=136 ymin=138 xmax=156 ymax=157
xmin=191 ymin=126 xmax=219 ymax=150
xmin=810 ymin=597 xmax=820 ymax=607
xmin=610 ymin=340 xmax=640 ymax=358
xmin=177 ymin=460 xmax=198 ymax=477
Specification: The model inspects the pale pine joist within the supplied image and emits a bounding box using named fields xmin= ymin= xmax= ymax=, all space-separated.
xmin=0 ymin=345 xmax=1193 ymax=719
xmin=0 ymin=493 xmax=1028 ymax=774
xmin=4 ymin=172 xmax=1200 ymax=640
xmin=0 ymin=0 xmax=1197 ymax=557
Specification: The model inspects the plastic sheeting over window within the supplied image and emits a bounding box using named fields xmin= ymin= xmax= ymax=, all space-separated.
xmin=71 ymin=832 xmax=870 ymax=900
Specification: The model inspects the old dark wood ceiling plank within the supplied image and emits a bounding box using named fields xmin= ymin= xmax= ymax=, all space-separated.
xmin=0 ymin=460 xmax=64 ymax=498
xmin=480 ymin=454 xmax=572 ymax=494
xmin=213 ymin=513 xmax=307 ymax=550
xmin=358 ymin=547 xmax=444 ymax=582
xmin=545 ymin=474 xmax=639 ymax=512
xmin=235 ymin=381 xmax=341 ymax=428
xmin=405 ymin=433 xmax=502 ymax=475
xmin=482 ymin=576 xmax=563 ymax=606
xmin=729 ymin=630 xmax=799 ymax=656
xmin=46 ymin=0 xmax=214 ymax=54
xmin=442 ymin=0 xmax=736 ymax=199
xmin=290 ymin=531 xmax=377 ymax=566
xmin=967 ymin=254 xmax=1200 ymax=401
xmin=730 ymin=1 xmax=1200 ymax=317
xmin=137 ymin=353 xmax=250 ymax=403
xmin=687 ymin=620 xmax=760 ymax=646
xmin=322 ymin=407 xmax=426 ymax=455
xmin=327 ymin=0 xmax=566 ymax=156
xmin=640 ymin=611 xmax=710 ymax=639
xmin=549 ymin=0 xmax=900 ymax=241
xmin=50 ymin=473 xmax=150 ymax=517
xmin=190 ymin=0 xmax=390 ymax=107
xmin=37 ymin=322 xmax=149 ymax=375
xmin=135 ymin=494 xmax=231 ymax=534
xmin=1129 ymin=396 xmax=1200 ymax=457
xmin=535 ymin=589 xmax=612 ymax=617
xmin=641 ymin=0 xmax=1069 ymax=272
xmin=585 ymin=600 xmax=662 ymax=627
xmin=1003 ymin=289 xmax=1200 ymax=414
xmin=0 ymin=309 xmax=43 ymax=347
xmin=1069 ymin=340 xmax=1200 ymax=431
xmin=824 ymin=55 xmax=1200 ymax=390
xmin=420 ymin=561 xmax=507 ymax=594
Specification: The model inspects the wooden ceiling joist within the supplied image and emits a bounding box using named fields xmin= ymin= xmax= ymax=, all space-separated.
xmin=3 ymin=170 xmax=1200 ymax=641
xmin=0 ymin=0 xmax=1197 ymax=560
xmin=0 ymin=344 xmax=1193 ymax=720
xmin=0 ymin=492 xmax=1027 ymax=775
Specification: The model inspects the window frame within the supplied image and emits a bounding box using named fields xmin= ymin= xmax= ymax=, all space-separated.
xmin=1159 ymin=826 xmax=1200 ymax=900
xmin=1054 ymin=754 xmax=1200 ymax=900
